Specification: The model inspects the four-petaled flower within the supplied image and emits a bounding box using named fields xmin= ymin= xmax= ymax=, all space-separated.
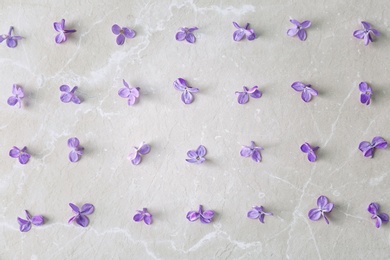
xmin=9 ymin=146 xmax=31 ymax=164
xmin=186 ymin=205 xmax=215 ymax=224
xmin=133 ymin=208 xmax=153 ymax=225
xmin=300 ymin=142 xmax=319 ymax=162
xmin=118 ymin=79 xmax=140 ymax=106
xmin=17 ymin=210 xmax=44 ymax=232
xmin=359 ymin=136 xmax=387 ymax=158
xmin=240 ymin=141 xmax=264 ymax=163
xmin=173 ymin=78 xmax=199 ymax=104
xmin=7 ymin=84 xmax=24 ymax=108
xmin=232 ymin=22 xmax=256 ymax=41
xmin=291 ymin=82 xmax=318 ymax=102
xmin=235 ymin=86 xmax=262 ymax=104
xmin=128 ymin=142 xmax=151 ymax=165
xmin=112 ymin=24 xmax=136 ymax=45
xmin=0 ymin=26 xmax=22 ymax=48
xmin=353 ymin=21 xmax=380 ymax=46
xmin=308 ymin=195 xmax=334 ymax=224
xmin=186 ymin=145 xmax=207 ymax=164
xmin=68 ymin=203 xmax=95 ymax=227
xmin=247 ymin=206 xmax=273 ymax=223
xmin=359 ymin=82 xmax=372 ymax=105
xmin=368 ymin=202 xmax=389 ymax=228
xmin=60 ymin=85 xmax=81 ymax=104
xmin=68 ymin=137 xmax=84 ymax=162
xmin=175 ymin=27 xmax=198 ymax=43
xmin=287 ymin=19 xmax=311 ymax=41
xmin=53 ymin=19 xmax=76 ymax=44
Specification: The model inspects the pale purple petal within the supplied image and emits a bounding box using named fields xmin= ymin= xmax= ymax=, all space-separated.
xmin=196 ymin=145 xmax=207 ymax=157
xmin=18 ymin=218 xmax=32 ymax=232
xmin=353 ymin=30 xmax=365 ymax=39
xmin=300 ymin=20 xmax=311 ymax=28
xmin=181 ymin=91 xmax=194 ymax=104
xmin=240 ymin=146 xmax=252 ymax=157
xmin=291 ymin=82 xmax=305 ymax=92
xmin=123 ymin=28 xmax=136 ymax=38
xmin=250 ymin=89 xmax=262 ymax=98
xmin=111 ymin=24 xmax=121 ymax=35
xmin=118 ymin=87 xmax=131 ymax=98
xmin=60 ymin=85 xmax=70 ymax=92
xmin=233 ymin=22 xmax=241 ymax=29
xmin=361 ymin=21 xmax=371 ymax=30
xmin=259 ymin=214 xmax=265 ymax=223
xmin=76 ymin=215 xmax=89 ymax=227
xmin=359 ymin=141 xmax=371 ymax=152
xmin=131 ymin=153 xmax=142 ymax=165
xmin=290 ymin=19 xmax=300 ymax=26
xmin=237 ymin=92 xmax=249 ymax=104
xmin=55 ymin=32 xmax=67 ymax=44
xmin=186 ymin=158 xmax=198 ymax=163
xmin=138 ymin=144 xmax=151 ymax=155
xmin=202 ymin=210 xmax=214 ymax=219
xmin=247 ymin=209 xmax=260 ymax=219
xmin=251 ymin=150 xmax=262 ymax=162
xmin=128 ymin=148 xmax=138 ymax=160
xmin=19 ymin=153 xmax=30 ymax=164
xmin=173 ymin=78 xmax=187 ymax=91
xmin=372 ymin=136 xmax=387 ymax=149
xmin=68 ymin=216 xmax=76 ymax=224
xmin=71 ymin=95 xmax=81 ymax=104
xmin=368 ymin=203 xmax=379 ymax=214
xmin=301 ymin=89 xmax=312 ymax=102
xmin=68 ymin=138 xmax=80 ymax=148
xmin=6 ymin=38 xmax=17 ymax=48
xmin=187 ymin=150 xmax=197 ymax=158
xmin=364 ymin=34 xmax=370 ymax=46
xmin=69 ymin=203 xmax=80 ymax=213
xmin=371 ymin=28 xmax=380 ymax=36
xmin=69 ymin=150 xmax=79 ymax=162
xmin=287 ymin=28 xmax=299 ymax=36
xmin=188 ymin=27 xmax=198 ymax=33
xmin=127 ymin=95 xmax=136 ymax=106
xmin=297 ymin=29 xmax=307 ymax=41
xmin=80 ymin=204 xmax=94 ymax=215
xmin=233 ymin=29 xmax=245 ymax=41
xmin=322 ymin=203 xmax=334 ymax=212
xmin=186 ymin=33 xmax=196 ymax=43
xmin=376 ymin=216 xmax=382 ymax=228
xmin=363 ymin=147 xmax=375 ymax=158
xmin=306 ymin=87 xmax=318 ymax=96
xmin=60 ymin=93 xmax=73 ymax=103
xmin=308 ymin=208 xmax=322 ymax=221
xmin=186 ymin=211 xmax=200 ymax=222
xmin=116 ymin=34 xmax=125 ymax=45
xmin=176 ymin=31 xmax=186 ymax=41
xmin=317 ymin=196 xmax=328 ymax=208
xmin=186 ymin=87 xmax=199 ymax=93
xmin=9 ymin=147 xmax=20 ymax=158
xmin=246 ymin=31 xmax=256 ymax=41
xmin=144 ymin=214 xmax=152 ymax=225
xmin=129 ymin=88 xmax=140 ymax=98
xmin=31 ymin=216 xmax=44 ymax=226
xmin=54 ymin=21 xmax=64 ymax=32
xmin=200 ymin=216 xmax=212 ymax=224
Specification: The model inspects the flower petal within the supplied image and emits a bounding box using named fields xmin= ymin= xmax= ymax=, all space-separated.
xmin=186 ymin=211 xmax=200 ymax=222
xmin=301 ymin=89 xmax=312 ymax=102
xmin=237 ymin=92 xmax=249 ymax=104
xmin=202 ymin=210 xmax=214 ymax=219
xmin=287 ymin=28 xmax=299 ymax=37
xmin=111 ymin=24 xmax=121 ymax=35
xmin=19 ymin=153 xmax=30 ymax=164
xmin=127 ymin=95 xmax=136 ymax=106
xmin=129 ymin=88 xmax=140 ymax=98
xmin=31 ymin=215 xmax=44 ymax=226
xmin=251 ymin=150 xmax=262 ymax=162
xmin=81 ymin=203 xmax=94 ymax=215
xmin=378 ymin=213 xmax=389 ymax=223
xmin=71 ymin=95 xmax=81 ymax=104
xmin=290 ymin=19 xmax=301 ymax=26
xmin=131 ymin=153 xmax=142 ymax=165
xmin=55 ymin=33 xmax=67 ymax=44
xmin=322 ymin=203 xmax=334 ymax=212
xmin=233 ymin=22 xmax=241 ymax=29
xmin=144 ymin=215 xmax=152 ymax=225
xmin=364 ymin=34 xmax=370 ymax=46
xmin=69 ymin=203 xmax=80 ymax=213
xmin=375 ymin=216 xmax=382 ymax=228
xmin=9 ymin=147 xmax=20 ymax=158
xmin=60 ymin=93 xmax=73 ymax=103
xmin=196 ymin=145 xmax=207 ymax=157
xmin=18 ymin=218 xmax=32 ymax=232
xmin=133 ymin=213 xmax=144 ymax=222
xmin=363 ymin=147 xmax=375 ymax=158
xmin=247 ymin=209 xmax=260 ymax=219
xmin=185 ymin=33 xmax=196 ymax=43
xmin=370 ymin=28 xmax=380 ymax=36
xmin=361 ymin=21 xmax=371 ymax=30
xmin=186 ymin=87 xmax=199 ymax=93
xmin=300 ymin=20 xmax=311 ymax=28
xmin=250 ymin=89 xmax=262 ymax=99
xmin=67 ymin=138 xmax=80 ymax=148
xmin=317 ymin=196 xmax=329 ymax=208
xmin=246 ymin=30 xmax=256 ymax=41
xmin=297 ymin=29 xmax=307 ymax=41
xmin=76 ymin=215 xmax=89 ymax=227
xmin=358 ymin=82 xmax=368 ymax=92
xmin=6 ymin=38 xmax=17 ymax=48
xmin=187 ymin=150 xmax=197 ymax=158
xmin=116 ymin=34 xmax=125 ymax=45
xmin=358 ymin=141 xmax=371 ymax=152
xmin=123 ymin=27 xmax=136 ymax=38
xmin=307 ymin=152 xmax=317 ymax=162
xmin=181 ymin=91 xmax=194 ymax=104
xmin=54 ymin=21 xmax=64 ymax=32
xmin=368 ymin=202 xmax=379 ymax=215
xmin=200 ymin=216 xmax=212 ymax=224
xmin=308 ymin=208 xmax=322 ymax=221
xmin=372 ymin=136 xmax=387 ymax=149
xmin=240 ymin=146 xmax=252 ymax=157
xmin=353 ymin=30 xmax=365 ymax=39
xmin=360 ymin=94 xmax=370 ymax=105
xmin=7 ymin=96 xmax=18 ymax=106
xmin=233 ymin=29 xmax=245 ymax=41
xmin=69 ymin=150 xmax=79 ymax=162
xmin=259 ymin=214 xmax=265 ymax=223
xmin=291 ymin=82 xmax=305 ymax=92
xmin=173 ymin=78 xmax=187 ymax=91
xmin=175 ymin=31 xmax=186 ymax=41
xmin=118 ymin=87 xmax=131 ymax=98
xmin=138 ymin=143 xmax=151 ymax=155
xmin=300 ymin=143 xmax=311 ymax=153
xmin=186 ymin=158 xmax=198 ymax=163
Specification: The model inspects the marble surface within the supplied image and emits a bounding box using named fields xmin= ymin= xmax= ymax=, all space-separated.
xmin=1 ymin=0 xmax=390 ymax=259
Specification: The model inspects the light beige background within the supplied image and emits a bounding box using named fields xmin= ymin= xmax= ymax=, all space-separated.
xmin=1 ymin=0 xmax=389 ymax=259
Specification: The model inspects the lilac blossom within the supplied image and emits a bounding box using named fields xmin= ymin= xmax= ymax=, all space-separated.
xmin=308 ymin=195 xmax=334 ymax=224
xmin=247 ymin=206 xmax=273 ymax=223
xmin=300 ymin=143 xmax=319 ymax=162
xmin=9 ymin=146 xmax=30 ymax=164
xmin=54 ymin=19 xmax=76 ymax=44
xmin=112 ymin=24 xmax=136 ymax=45
xmin=0 ymin=26 xmax=22 ymax=48
xmin=60 ymin=85 xmax=81 ymax=104
xmin=173 ymin=78 xmax=199 ymax=104
xmin=68 ymin=137 xmax=84 ymax=162
xmin=353 ymin=21 xmax=380 ymax=46
xmin=359 ymin=136 xmax=387 ymax=158
xmin=235 ymin=86 xmax=262 ymax=104
xmin=176 ymin=27 xmax=198 ymax=43
xmin=133 ymin=208 xmax=153 ymax=225
xmin=17 ymin=210 xmax=44 ymax=232
xmin=240 ymin=141 xmax=264 ymax=163
xmin=368 ymin=202 xmax=389 ymax=228
xmin=128 ymin=142 xmax=151 ymax=165
xmin=68 ymin=203 xmax=94 ymax=227
xmin=291 ymin=82 xmax=318 ymax=102
xmin=186 ymin=145 xmax=207 ymax=164
xmin=359 ymin=82 xmax=372 ymax=105
xmin=287 ymin=19 xmax=311 ymax=41
xmin=118 ymin=79 xmax=140 ymax=106
xmin=232 ymin=22 xmax=256 ymax=41
xmin=187 ymin=205 xmax=214 ymax=224
xmin=7 ymin=84 xmax=24 ymax=108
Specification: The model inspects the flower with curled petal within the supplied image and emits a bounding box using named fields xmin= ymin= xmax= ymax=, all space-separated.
xmin=67 ymin=137 xmax=84 ymax=162
xmin=308 ymin=195 xmax=334 ymax=224
xmin=359 ymin=82 xmax=372 ymax=105
xmin=9 ymin=146 xmax=30 ymax=164
xmin=133 ymin=208 xmax=153 ymax=225
xmin=186 ymin=205 xmax=214 ymax=224
xmin=287 ymin=19 xmax=311 ymax=41
xmin=53 ymin=19 xmax=76 ymax=44
xmin=232 ymin=22 xmax=256 ymax=41
xmin=240 ymin=141 xmax=264 ymax=163
xmin=173 ymin=78 xmax=199 ymax=104
xmin=175 ymin=27 xmax=198 ymax=43
xmin=353 ymin=21 xmax=380 ymax=46
xmin=0 ymin=26 xmax=22 ymax=48
xmin=368 ymin=202 xmax=389 ymax=228
xmin=359 ymin=136 xmax=387 ymax=158
xmin=235 ymin=86 xmax=262 ymax=104
xmin=291 ymin=81 xmax=318 ymax=102
xmin=60 ymin=85 xmax=81 ymax=104
xmin=112 ymin=24 xmax=136 ymax=45
xmin=7 ymin=84 xmax=24 ymax=108
xmin=128 ymin=142 xmax=151 ymax=165
xmin=68 ymin=203 xmax=94 ymax=227
xmin=247 ymin=206 xmax=273 ymax=223
xmin=186 ymin=145 xmax=207 ymax=164
xmin=17 ymin=210 xmax=44 ymax=232
xmin=300 ymin=142 xmax=319 ymax=162
xmin=118 ymin=79 xmax=140 ymax=106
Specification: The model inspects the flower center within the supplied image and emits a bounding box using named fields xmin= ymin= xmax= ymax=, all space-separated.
xmin=120 ymin=29 xmax=124 ymax=34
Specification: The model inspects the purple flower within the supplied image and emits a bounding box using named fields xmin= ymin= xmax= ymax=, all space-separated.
xmin=359 ymin=136 xmax=387 ymax=158
xmin=308 ymin=195 xmax=334 ymax=224
xmin=235 ymin=86 xmax=262 ymax=104
xmin=173 ymin=78 xmax=199 ymax=104
xmin=353 ymin=21 xmax=380 ymax=46
xmin=128 ymin=142 xmax=151 ymax=165
xmin=300 ymin=143 xmax=319 ymax=162
xmin=291 ymin=82 xmax=318 ymax=102
xmin=287 ymin=19 xmax=311 ymax=41
xmin=368 ymin=202 xmax=389 ymax=228
xmin=17 ymin=210 xmax=44 ymax=232
xmin=7 ymin=84 xmax=24 ymax=108
xmin=359 ymin=82 xmax=372 ymax=105
xmin=186 ymin=205 xmax=214 ymax=224
xmin=0 ymin=26 xmax=22 ymax=48
xmin=232 ymin=22 xmax=256 ymax=41
xmin=68 ymin=203 xmax=94 ymax=227
xmin=118 ymin=79 xmax=140 ymax=106
xmin=176 ymin=27 xmax=198 ymax=43
xmin=240 ymin=141 xmax=264 ymax=163
xmin=68 ymin=137 xmax=84 ymax=162
xmin=53 ymin=19 xmax=76 ymax=44
xmin=112 ymin=24 xmax=136 ymax=45
xmin=247 ymin=206 xmax=273 ymax=223
xmin=186 ymin=145 xmax=207 ymax=164
xmin=9 ymin=146 xmax=30 ymax=164
xmin=133 ymin=208 xmax=153 ymax=225
xmin=60 ymin=85 xmax=81 ymax=104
